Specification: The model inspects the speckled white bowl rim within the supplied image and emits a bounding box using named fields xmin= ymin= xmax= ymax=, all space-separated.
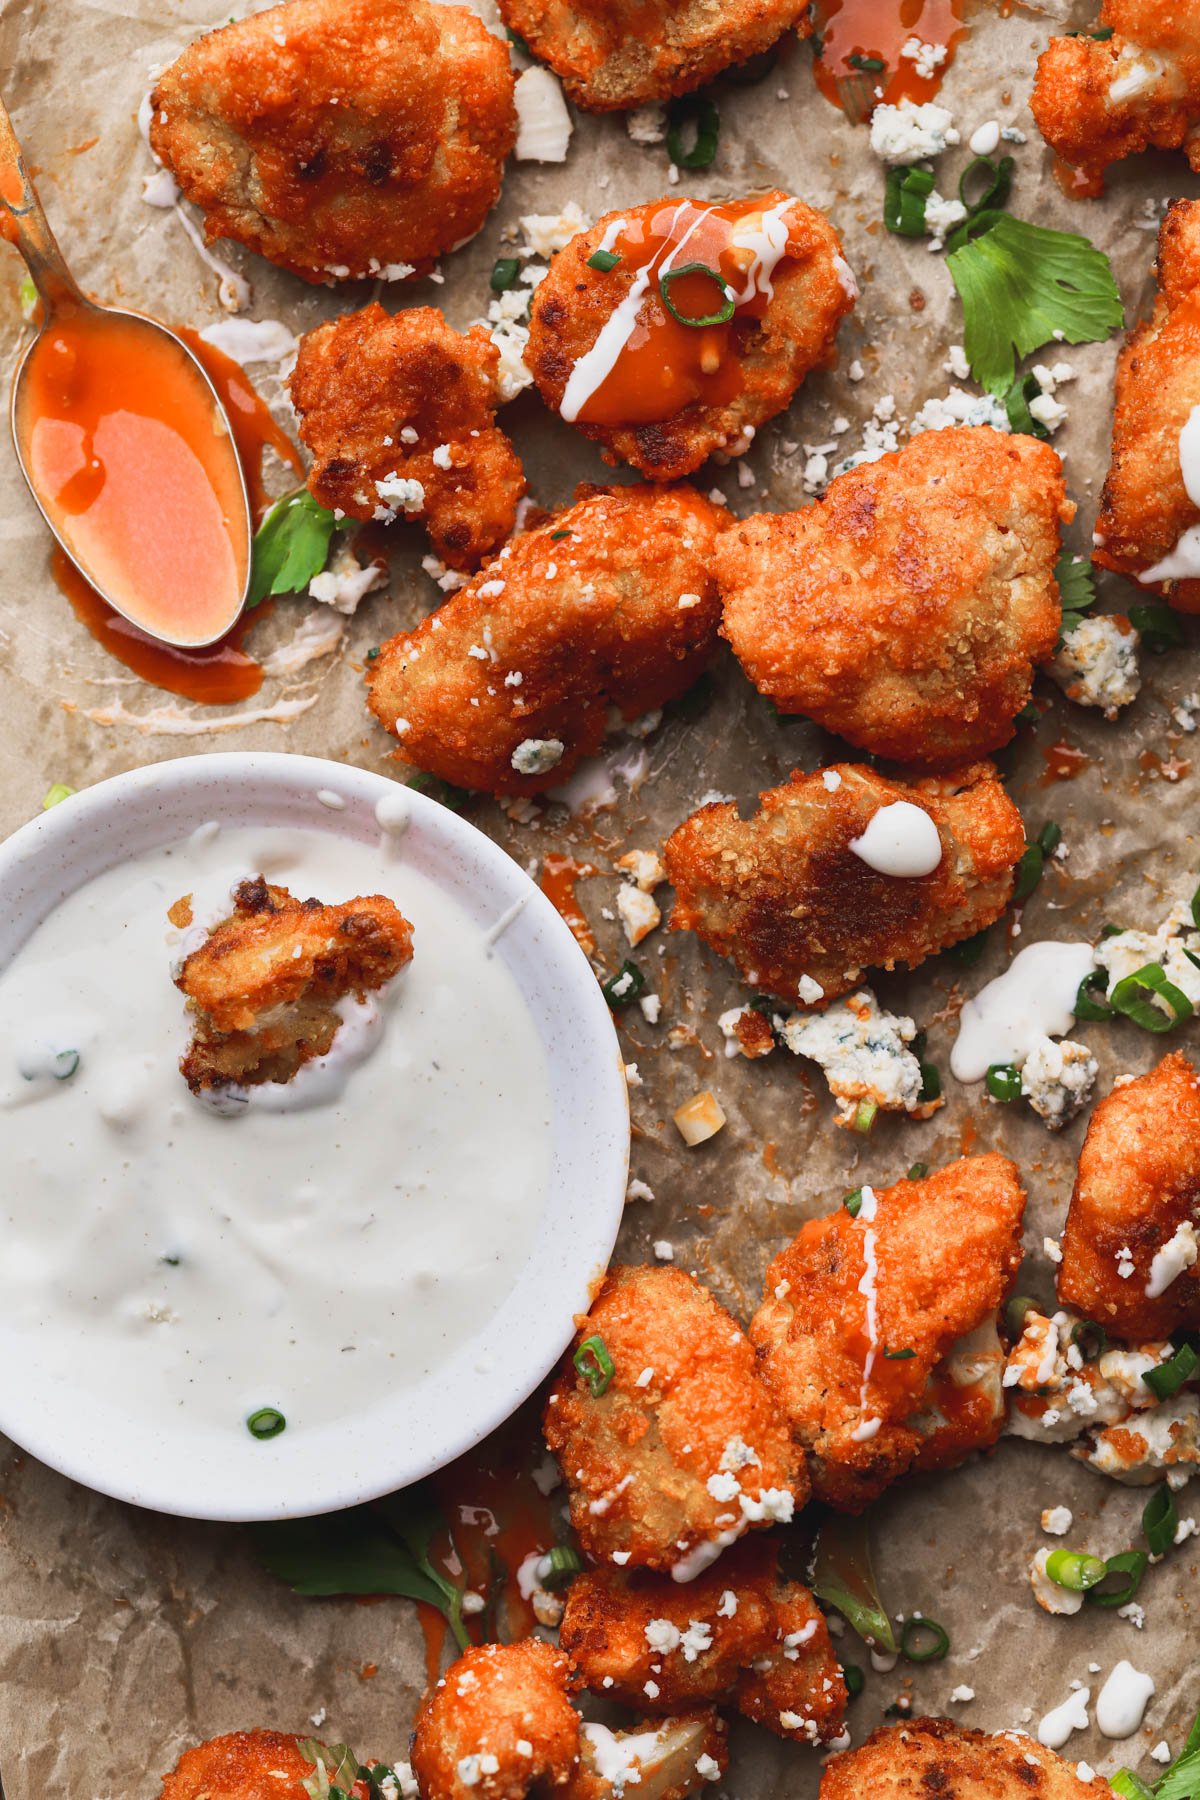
xmin=0 ymin=752 xmax=629 ymax=1521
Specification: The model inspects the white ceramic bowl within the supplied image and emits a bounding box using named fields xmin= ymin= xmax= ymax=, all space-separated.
xmin=0 ymin=752 xmax=629 ymax=1520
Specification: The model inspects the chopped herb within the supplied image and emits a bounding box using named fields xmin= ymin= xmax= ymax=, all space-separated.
xmin=919 ymin=1060 xmax=941 ymax=1103
xmin=1015 ymin=701 xmax=1040 ymax=727
xmin=505 ymin=27 xmax=529 ymax=51
xmin=946 ymin=928 xmax=989 ymax=965
xmin=1142 ymin=1483 xmax=1178 ymax=1558
xmin=587 ymin=249 xmax=622 ymax=273
xmin=659 ymin=262 xmax=736 ymax=327
xmin=1069 ymin=22 xmax=1115 ymax=37
xmin=946 ymin=214 xmax=1123 ymax=396
xmin=986 ymin=1063 xmax=1022 ymax=1103
xmin=18 ymin=273 xmax=38 ymax=320
xmin=490 ymin=256 xmax=522 ymax=292
xmin=1005 ymin=1294 xmax=1037 ymax=1336
xmin=851 ymin=1098 xmax=878 ymax=1134
xmin=1110 ymin=1775 xmax=1157 ymax=1800
xmin=1013 ymin=838 xmax=1051 ymax=903
xmin=1004 ymin=371 xmax=1051 ymax=441
xmin=602 ymin=961 xmax=646 ymax=1008
xmin=365 ymin=646 xmax=380 ymax=662
xmin=50 ymin=1049 xmax=79 ymax=1080
xmin=959 ymin=154 xmax=1014 ymax=222
xmin=247 ymin=1407 xmax=287 ymax=1440
xmin=811 ymin=1512 xmax=897 ymax=1653
xmin=848 ymin=52 xmax=886 ymax=71
xmin=1142 ymin=1340 xmax=1199 ymax=1400
xmin=539 ymin=1545 xmax=583 ymax=1588
xmin=900 ymin=1616 xmax=949 ymax=1662
xmin=843 ymin=1663 xmax=865 ymax=1698
xmin=884 ymin=1347 xmax=916 ymax=1360
xmin=406 ymin=771 xmax=470 ymax=812
xmin=1074 ymin=968 xmax=1111 ymax=1021
xmin=1084 ymin=1549 xmax=1148 ymax=1608
xmin=1039 ymin=821 xmax=1063 ymax=857
xmin=249 ymin=486 xmax=338 ymax=608
xmin=1070 ymin=1319 xmax=1107 ymax=1363
xmin=1056 ymin=550 xmax=1098 ymax=638
xmin=550 ymin=528 xmax=574 ymax=539
xmin=575 ymin=1334 xmax=614 ymax=1396
xmin=1110 ymin=962 xmax=1193 ymax=1033
xmin=1128 ymin=601 xmax=1184 ymax=653
xmin=666 ymin=94 xmax=720 ymax=169
xmin=161 ymin=1254 xmax=181 ymax=1267
xmin=843 ymin=1188 xmax=864 ymax=1217
xmin=884 ymin=165 xmax=934 ymax=238
xmin=41 ymin=783 xmax=75 ymax=809
xmin=1045 ymin=1548 xmax=1108 ymax=1592
xmin=908 ymin=1162 xmax=929 ymax=1180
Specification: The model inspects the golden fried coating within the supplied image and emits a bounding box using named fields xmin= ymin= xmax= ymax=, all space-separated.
xmin=366 ymin=483 xmax=726 ymax=794
xmin=289 ymin=303 xmax=524 ymax=570
xmin=561 ymin=1538 xmax=847 ymax=1747
xmin=1031 ymin=0 xmax=1200 ymax=193
xmin=413 ymin=1641 xmax=580 ymax=1800
xmin=544 ymin=1265 xmax=805 ymax=1575
xmin=175 ymin=876 xmax=413 ymax=1091
xmin=717 ymin=429 xmax=1071 ymax=767
xmin=820 ymin=1718 xmax=1101 ymax=1799
xmin=664 ymin=763 xmax=1024 ymax=1005
xmin=161 ymin=1731 xmax=367 ymax=1800
xmin=750 ymin=1155 xmax=1026 ymax=1511
xmin=1095 ymin=200 xmax=1200 ymax=613
xmin=567 ymin=1715 xmax=729 ymax=1800
xmin=1059 ymin=1051 xmax=1200 ymax=1337
xmin=497 ymin=0 xmax=812 ymax=110
xmin=526 ymin=196 xmax=855 ymax=481
xmin=149 ymin=0 xmax=516 ymax=285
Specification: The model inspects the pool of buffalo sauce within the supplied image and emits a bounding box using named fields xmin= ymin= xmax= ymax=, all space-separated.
xmin=810 ymin=0 xmax=966 ymax=116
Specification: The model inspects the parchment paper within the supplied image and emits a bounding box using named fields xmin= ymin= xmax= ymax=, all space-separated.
xmin=0 ymin=0 xmax=1198 ymax=1793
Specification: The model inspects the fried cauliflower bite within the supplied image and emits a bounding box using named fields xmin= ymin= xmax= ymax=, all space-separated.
xmin=175 ymin=876 xmax=413 ymax=1092
xmin=561 ymin=1538 xmax=848 ymax=1748
xmin=1094 ymin=200 xmax=1200 ymax=613
xmin=544 ymin=1265 xmax=806 ymax=1578
xmin=717 ymin=429 xmax=1071 ymax=768
xmin=525 ymin=196 xmax=855 ymax=482
xmin=568 ymin=1715 xmax=729 ymax=1800
xmin=1030 ymin=0 xmax=1200 ymax=194
xmin=663 ymin=762 xmax=1024 ymax=1006
xmin=1058 ymin=1052 xmax=1200 ymax=1338
xmin=366 ymin=483 xmax=725 ymax=795
xmin=819 ymin=1718 xmax=1101 ymax=1800
xmin=289 ymin=304 xmax=524 ymax=570
xmin=412 ymin=1642 xmax=581 ymax=1800
xmin=750 ymin=1155 xmax=1026 ymax=1511
xmin=161 ymin=1730 xmax=370 ymax=1800
xmin=495 ymin=0 xmax=812 ymax=110
xmin=148 ymin=0 xmax=516 ymax=286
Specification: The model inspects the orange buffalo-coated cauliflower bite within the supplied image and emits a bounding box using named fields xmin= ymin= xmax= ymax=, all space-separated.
xmin=149 ymin=0 xmax=516 ymax=285
xmin=174 ymin=875 xmax=413 ymax=1092
xmin=749 ymin=1155 xmax=1026 ymax=1511
xmin=412 ymin=1642 xmax=581 ymax=1800
xmin=289 ymin=304 xmax=525 ymax=571
xmin=365 ymin=483 xmax=726 ymax=795
xmin=663 ymin=763 xmax=1025 ymax=1006
xmin=526 ymin=195 xmax=855 ymax=481
xmin=544 ymin=1265 xmax=806 ymax=1577
xmin=1094 ymin=200 xmax=1200 ymax=613
xmin=1030 ymin=0 xmax=1200 ymax=194
xmin=560 ymin=1537 xmax=848 ymax=1748
xmin=161 ymin=1731 xmax=373 ymax=1799
xmin=1058 ymin=1052 xmax=1200 ymax=1338
xmin=819 ymin=1717 xmax=1102 ymax=1800
xmin=716 ymin=428 xmax=1071 ymax=768
xmin=496 ymin=0 xmax=812 ymax=110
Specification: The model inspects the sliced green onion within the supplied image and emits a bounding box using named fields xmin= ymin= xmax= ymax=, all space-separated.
xmin=849 ymin=52 xmax=886 ymax=71
xmin=1015 ymin=701 xmax=1040 ymax=727
xmin=602 ymin=961 xmax=645 ymax=1009
xmin=986 ymin=1063 xmax=1022 ymax=1103
xmin=1004 ymin=372 xmax=1050 ymax=442
xmin=884 ymin=1347 xmax=915 ymax=1360
xmin=574 ymin=1334 xmax=614 ymax=1397
xmin=1128 ymin=601 xmax=1184 ymax=653
xmin=811 ymin=1513 xmax=897 ymax=1654
xmin=884 ymin=164 xmax=934 ymax=238
xmin=550 ymin=528 xmax=573 ymax=540
xmin=659 ymin=262 xmax=736 ymax=327
xmin=51 ymin=1049 xmax=79 ymax=1081
xmin=1193 ymin=881 xmax=1200 ymax=930
xmin=1005 ymin=1294 xmax=1037 ymax=1337
xmin=406 ymin=772 xmax=470 ymax=812
xmin=1110 ymin=1772 xmax=1157 ymax=1800
xmin=900 ymin=1616 xmax=949 ymax=1662
xmin=1013 ymin=843 xmax=1046 ymax=903
xmin=666 ymin=95 xmax=720 ymax=170
xmin=1142 ymin=1340 xmax=1198 ymax=1400
xmin=505 ymin=27 xmax=529 ymax=50
xmin=919 ymin=1060 xmax=941 ymax=1103
xmin=852 ymin=1099 xmax=878 ymax=1134
xmin=365 ymin=646 xmax=380 ymax=662
xmin=1084 ymin=1549 xmax=1148 ymax=1608
xmin=843 ymin=1188 xmax=864 ymax=1218
xmin=947 ymin=928 xmax=989 ymax=965
xmin=842 ymin=1663 xmax=865 ymax=1697
xmin=539 ymin=1545 xmax=584 ymax=1588
xmin=1070 ymin=1319 xmax=1107 ymax=1363
xmin=946 ymin=155 xmax=1016 ymax=253
xmin=247 ymin=1407 xmax=287 ymax=1440
xmin=907 ymin=1162 xmax=929 ymax=1180
xmin=1038 ymin=821 xmax=1062 ymax=857
xmin=1074 ymin=969 xmax=1111 ymax=1020
xmin=1110 ymin=962 xmax=1193 ymax=1033
xmin=1142 ymin=1482 xmax=1178 ymax=1557
xmin=587 ymin=249 xmax=622 ymax=273
xmin=42 ymin=783 xmax=75 ymax=809
xmin=1044 ymin=1549 xmax=1107 ymax=1592
xmin=490 ymin=257 xmax=521 ymax=292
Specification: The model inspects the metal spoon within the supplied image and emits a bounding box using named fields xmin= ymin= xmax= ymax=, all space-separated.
xmin=0 ymin=94 xmax=253 ymax=648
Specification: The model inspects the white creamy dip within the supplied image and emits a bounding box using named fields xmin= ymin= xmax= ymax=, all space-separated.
xmin=849 ymin=801 xmax=942 ymax=878
xmin=0 ymin=823 xmax=552 ymax=1447
xmin=950 ymin=940 xmax=1096 ymax=1083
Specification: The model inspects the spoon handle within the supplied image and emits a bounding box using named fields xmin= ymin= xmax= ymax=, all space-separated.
xmin=0 ymin=92 xmax=86 ymax=311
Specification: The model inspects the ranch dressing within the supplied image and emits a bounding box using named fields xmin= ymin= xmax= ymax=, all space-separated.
xmin=1140 ymin=403 xmax=1200 ymax=583
xmin=0 ymin=824 xmax=552 ymax=1443
xmin=849 ymin=801 xmax=943 ymax=877
xmin=950 ymin=940 xmax=1096 ymax=1082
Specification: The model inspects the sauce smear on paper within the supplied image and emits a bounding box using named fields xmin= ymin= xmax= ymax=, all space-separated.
xmin=178 ymin=325 xmax=303 ymax=520
xmin=541 ymin=855 xmax=598 ymax=954
xmin=810 ymin=0 xmax=966 ymax=117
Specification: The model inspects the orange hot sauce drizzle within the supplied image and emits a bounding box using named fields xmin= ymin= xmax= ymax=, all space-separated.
xmin=540 ymin=854 xmax=599 ymax=955
xmin=177 ymin=325 xmax=304 ymax=522
xmin=1041 ymin=739 xmax=1091 ymax=784
xmin=809 ymin=0 xmax=966 ymax=115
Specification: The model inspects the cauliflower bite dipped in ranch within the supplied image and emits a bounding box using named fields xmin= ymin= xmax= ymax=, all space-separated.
xmin=149 ymin=0 xmax=516 ymax=285
xmin=174 ymin=875 xmax=413 ymax=1093
xmin=750 ymin=1155 xmax=1026 ymax=1511
xmin=560 ymin=1537 xmax=848 ymax=1748
xmin=544 ymin=1265 xmax=805 ymax=1578
xmin=366 ymin=483 xmax=725 ymax=794
xmin=717 ymin=428 xmax=1072 ymax=767
xmin=1058 ymin=1052 xmax=1200 ymax=1338
xmin=1031 ymin=0 xmax=1200 ymax=194
xmin=1094 ymin=200 xmax=1200 ymax=611
xmin=525 ymin=195 xmax=856 ymax=481
xmin=289 ymin=303 xmax=525 ymax=571
xmin=161 ymin=1730 xmax=378 ymax=1799
xmin=496 ymin=0 xmax=813 ymax=110
xmin=664 ymin=763 xmax=1024 ymax=1006
xmin=819 ymin=1717 xmax=1101 ymax=1800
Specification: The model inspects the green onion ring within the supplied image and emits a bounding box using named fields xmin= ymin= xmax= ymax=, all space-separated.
xmin=900 ymin=1616 xmax=949 ymax=1662
xmin=1142 ymin=1482 xmax=1178 ymax=1558
xmin=247 ymin=1407 xmax=287 ymax=1440
xmin=986 ymin=1063 xmax=1022 ymax=1104
xmin=1044 ymin=1549 xmax=1108 ymax=1592
xmin=574 ymin=1334 xmax=615 ymax=1397
xmin=1084 ymin=1550 xmax=1148 ymax=1608
xmin=1110 ymin=962 xmax=1193 ymax=1033
xmin=1074 ymin=969 xmax=1111 ymax=1021
xmin=1142 ymin=1340 xmax=1198 ymax=1400
xmin=659 ymin=261 xmax=737 ymax=327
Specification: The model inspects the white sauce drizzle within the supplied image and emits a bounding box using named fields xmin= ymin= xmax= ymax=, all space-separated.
xmin=1037 ymin=1686 xmax=1091 ymax=1749
xmin=1140 ymin=404 xmax=1200 ymax=582
xmin=1095 ymin=1662 xmax=1156 ymax=1739
xmin=851 ymin=1185 xmax=883 ymax=1442
xmin=950 ymin=940 xmax=1096 ymax=1083
xmin=199 ymin=317 xmax=297 ymax=368
xmin=1145 ymin=1221 xmax=1198 ymax=1297
xmin=848 ymin=801 xmax=942 ymax=878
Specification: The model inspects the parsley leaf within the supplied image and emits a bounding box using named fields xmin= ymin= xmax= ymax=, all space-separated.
xmin=1055 ymin=550 xmax=1097 ymax=615
xmin=249 ymin=485 xmax=339 ymax=608
xmin=811 ymin=1510 xmax=897 ymax=1654
xmin=946 ymin=213 xmax=1123 ymax=395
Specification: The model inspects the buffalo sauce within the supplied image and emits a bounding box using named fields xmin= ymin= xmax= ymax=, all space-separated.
xmin=177 ymin=325 xmax=303 ymax=520
xmin=18 ymin=305 xmax=249 ymax=645
xmin=810 ymin=0 xmax=966 ymax=115
xmin=562 ymin=197 xmax=803 ymax=429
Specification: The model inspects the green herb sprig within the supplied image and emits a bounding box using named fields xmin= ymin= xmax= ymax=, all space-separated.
xmin=249 ymin=486 xmax=339 ymax=607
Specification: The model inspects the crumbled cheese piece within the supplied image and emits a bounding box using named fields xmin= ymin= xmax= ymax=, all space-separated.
xmin=645 ymin=1618 xmax=682 ymax=1654
xmin=511 ymin=737 xmax=565 ymax=775
xmin=1042 ymin=1505 xmax=1073 ymax=1535
xmin=617 ymin=884 xmax=661 ymax=947
xmin=1095 ymin=894 xmax=1200 ymax=1018
xmin=373 ymin=473 xmax=425 ymax=520
xmin=1145 ymin=1220 xmax=1198 ymax=1298
xmin=695 ymin=1754 xmax=721 ymax=1782
xmin=513 ymin=67 xmax=573 ymax=161
xmin=626 ymin=103 xmax=667 ymax=144
xmin=639 ymin=993 xmax=661 ymax=1024
xmin=616 ymin=848 xmax=667 ymax=892
xmin=1052 ymin=614 xmax=1142 ymax=718
xmin=626 ymin=1177 xmax=655 ymax=1203
xmin=924 ymin=190 xmax=968 ymax=251
xmin=308 ymin=547 xmax=388 ymax=614
xmin=869 ymin=98 xmax=960 ymax=163
xmin=944 ymin=344 xmax=971 ymax=381
xmin=1020 ymin=1036 xmax=1098 ymax=1130
xmin=949 ymin=1685 xmax=976 ymax=1703
xmin=519 ymin=202 xmax=590 ymax=257
xmin=900 ymin=36 xmax=948 ymax=80
xmin=653 ymin=1239 xmax=675 ymax=1261
xmin=778 ymin=989 xmax=929 ymax=1126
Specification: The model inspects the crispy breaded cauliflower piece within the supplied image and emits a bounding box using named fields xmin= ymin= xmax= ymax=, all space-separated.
xmin=289 ymin=304 xmax=525 ymax=570
xmin=569 ymin=1716 xmax=729 ymax=1800
xmin=496 ymin=0 xmax=812 ymax=111
xmin=366 ymin=483 xmax=726 ymax=795
xmin=1058 ymin=1052 xmax=1200 ymax=1337
xmin=526 ymin=196 xmax=855 ymax=481
xmin=149 ymin=0 xmax=516 ymax=285
xmin=161 ymin=1730 xmax=372 ymax=1799
xmin=1030 ymin=1 xmax=1200 ymax=194
xmin=174 ymin=876 xmax=413 ymax=1092
xmin=544 ymin=1265 xmax=805 ymax=1578
xmin=1094 ymin=200 xmax=1200 ymax=612
xmin=561 ymin=1538 xmax=847 ymax=1748
xmin=717 ymin=428 xmax=1071 ymax=767
xmin=663 ymin=763 xmax=1024 ymax=1005
xmin=819 ymin=1717 xmax=1101 ymax=1800
xmin=750 ymin=1156 xmax=1026 ymax=1511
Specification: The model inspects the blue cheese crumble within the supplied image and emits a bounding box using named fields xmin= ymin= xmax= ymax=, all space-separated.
xmin=1051 ymin=615 xmax=1142 ymax=719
